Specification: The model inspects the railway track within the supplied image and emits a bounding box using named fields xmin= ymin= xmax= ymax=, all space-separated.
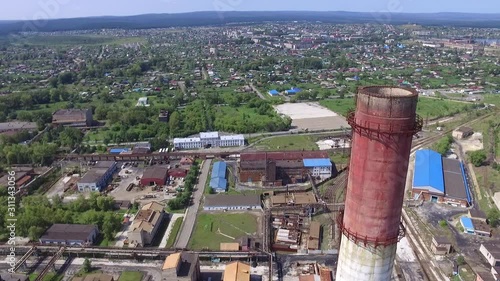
xmin=400 ymin=112 xmax=495 ymax=281
xmin=411 ymin=112 xmax=495 ymax=153
xmin=0 ymin=244 xmax=267 ymax=259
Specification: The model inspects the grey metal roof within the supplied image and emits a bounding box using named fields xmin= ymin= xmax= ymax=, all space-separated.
xmin=79 ymin=169 xmax=108 ymax=184
xmin=204 ymin=194 xmax=261 ymax=208
xmin=442 ymin=158 xmax=468 ymax=200
xmin=40 ymin=224 xmax=97 ymax=241
xmin=94 ymin=161 xmax=116 ymax=169
xmin=0 ymin=121 xmax=37 ymax=132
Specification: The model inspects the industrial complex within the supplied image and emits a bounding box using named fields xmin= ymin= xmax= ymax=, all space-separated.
xmin=5 ymin=84 xmax=499 ymax=281
xmin=238 ymin=151 xmax=337 ymax=186
xmin=173 ymin=131 xmax=245 ymax=149
xmin=412 ymin=149 xmax=473 ymax=207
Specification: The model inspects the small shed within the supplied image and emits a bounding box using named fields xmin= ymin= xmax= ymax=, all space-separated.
xmin=110 ymin=148 xmax=130 ymax=154
xmin=268 ymin=89 xmax=279 ymax=96
xmin=220 ymin=243 xmax=240 ymax=251
xmin=431 ymin=236 xmax=452 ymax=255
xmin=460 ymin=217 xmax=475 ymax=234
xmin=452 ymin=126 xmax=474 ymax=139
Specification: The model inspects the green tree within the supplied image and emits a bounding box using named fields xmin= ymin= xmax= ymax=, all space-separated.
xmin=469 ymin=150 xmax=487 ymax=167
xmin=456 ymin=255 xmax=465 ymax=266
xmin=82 ymin=258 xmax=92 ymax=273
xmin=488 ymin=208 xmax=500 ymax=227
xmin=94 ymin=106 xmax=108 ymax=120
xmin=169 ymin=111 xmax=182 ymax=137
xmin=433 ymin=134 xmax=453 ymax=156
xmin=28 ymin=226 xmax=46 ymax=241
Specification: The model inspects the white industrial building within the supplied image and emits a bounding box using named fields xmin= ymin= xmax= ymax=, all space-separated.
xmin=303 ymin=159 xmax=334 ymax=179
xmin=136 ymin=97 xmax=150 ymax=107
xmin=77 ymin=161 xmax=117 ymax=192
xmin=173 ymin=131 xmax=245 ymax=149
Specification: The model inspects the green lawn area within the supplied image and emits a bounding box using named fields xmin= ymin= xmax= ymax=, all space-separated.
xmin=417 ymin=97 xmax=469 ymax=119
xmin=469 ymin=114 xmax=500 ymax=200
xmin=118 ymin=271 xmax=144 ymax=281
xmin=329 ymin=152 xmax=350 ymax=166
xmin=29 ymin=273 xmax=63 ymax=281
xmin=319 ymin=96 xmax=470 ymax=119
xmin=256 ymin=135 xmax=319 ymax=151
xmin=71 ymin=270 xmax=103 ymax=280
xmin=189 ymin=213 xmax=258 ymax=250
xmin=166 ymin=206 xmax=187 ymax=214
xmin=483 ymin=94 xmax=500 ymax=106
xmin=457 ymin=265 xmax=477 ymax=281
xmin=165 ymin=217 xmax=183 ymax=248
xmin=319 ymin=98 xmax=356 ymax=117
xmin=99 ymin=238 xmax=112 ymax=247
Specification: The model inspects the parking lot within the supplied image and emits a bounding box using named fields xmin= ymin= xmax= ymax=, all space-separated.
xmin=109 ymin=163 xmax=162 ymax=204
xmin=274 ymin=102 xmax=349 ymax=131
xmin=45 ymin=161 xmax=93 ymax=200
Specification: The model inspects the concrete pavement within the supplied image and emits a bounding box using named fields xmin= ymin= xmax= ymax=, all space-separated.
xmin=159 ymin=213 xmax=184 ymax=248
xmin=175 ymin=159 xmax=212 ymax=249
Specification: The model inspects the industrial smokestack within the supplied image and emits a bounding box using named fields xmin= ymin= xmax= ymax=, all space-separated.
xmin=336 ymin=86 xmax=422 ymax=281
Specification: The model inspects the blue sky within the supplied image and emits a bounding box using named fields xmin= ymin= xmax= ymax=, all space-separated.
xmin=2 ymin=0 xmax=499 ymax=20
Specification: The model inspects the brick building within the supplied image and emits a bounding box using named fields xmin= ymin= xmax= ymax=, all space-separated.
xmin=238 ymin=151 xmax=331 ymax=186
xmin=52 ymin=109 xmax=93 ymax=127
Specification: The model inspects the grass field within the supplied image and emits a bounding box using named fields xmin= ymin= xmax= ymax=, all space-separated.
xmin=319 ymin=98 xmax=355 ymax=117
xmin=417 ymin=97 xmax=469 ymax=119
xmin=118 ymin=271 xmax=144 ymax=281
xmin=483 ymin=94 xmax=500 ymax=106
xmin=29 ymin=273 xmax=63 ymax=281
xmin=189 ymin=213 xmax=258 ymax=250
xmin=166 ymin=217 xmax=183 ymax=248
xmin=256 ymin=135 xmax=319 ymax=151
xmin=329 ymin=152 xmax=350 ymax=166
xmin=319 ymin=96 xmax=470 ymax=119
xmin=166 ymin=206 xmax=187 ymax=214
xmin=469 ymin=114 xmax=500 ymax=199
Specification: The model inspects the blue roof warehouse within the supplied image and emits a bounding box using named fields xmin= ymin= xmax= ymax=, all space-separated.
xmin=210 ymin=161 xmax=227 ymax=193
xmin=412 ymin=149 xmax=472 ymax=207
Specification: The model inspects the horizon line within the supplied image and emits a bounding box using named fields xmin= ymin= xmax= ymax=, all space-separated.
xmin=1 ymin=10 xmax=500 ymax=22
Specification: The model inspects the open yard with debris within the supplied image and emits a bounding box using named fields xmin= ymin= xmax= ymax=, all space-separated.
xmin=188 ymin=213 xmax=259 ymax=250
xmin=456 ymin=132 xmax=484 ymax=153
xmin=274 ymin=102 xmax=349 ymax=131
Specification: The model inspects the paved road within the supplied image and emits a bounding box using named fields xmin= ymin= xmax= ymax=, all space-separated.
xmin=178 ymin=81 xmax=187 ymax=95
xmin=175 ymin=159 xmax=212 ymax=249
xmin=249 ymin=83 xmax=266 ymax=100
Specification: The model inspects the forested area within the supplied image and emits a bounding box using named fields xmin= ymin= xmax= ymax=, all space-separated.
xmin=0 ymin=192 xmax=122 ymax=241
xmin=0 ymin=127 xmax=84 ymax=165
xmin=168 ymin=162 xmax=199 ymax=210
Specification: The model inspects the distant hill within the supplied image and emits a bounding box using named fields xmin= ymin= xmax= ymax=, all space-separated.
xmin=0 ymin=11 xmax=499 ymax=35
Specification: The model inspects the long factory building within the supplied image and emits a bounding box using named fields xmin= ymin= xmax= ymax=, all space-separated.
xmin=238 ymin=151 xmax=337 ymax=186
xmin=412 ymin=149 xmax=472 ymax=208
